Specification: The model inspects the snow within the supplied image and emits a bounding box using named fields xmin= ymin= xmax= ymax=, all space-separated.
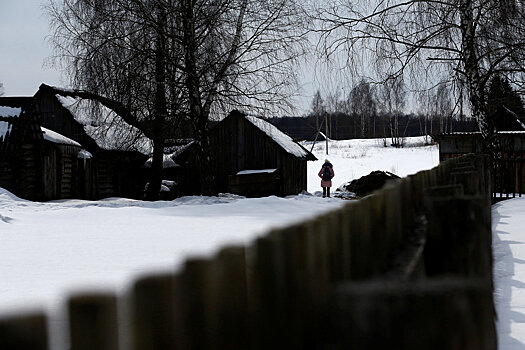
xmin=0 ymin=190 xmax=344 ymax=349
xmin=245 ymin=115 xmax=312 ymax=158
xmin=0 ymin=121 xmax=12 ymax=139
xmin=0 ymin=106 xmax=21 ymax=139
xmin=0 ymin=106 xmax=21 ymax=117
xmin=493 ymin=197 xmax=525 ymax=349
xmin=144 ymin=154 xmax=180 ymax=168
xmin=55 ymin=94 xmax=153 ymax=155
xmin=304 ymin=136 xmax=439 ymax=193
xmin=77 ymin=150 xmax=92 ymax=159
xmin=237 ymin=168 xmax=277 ymax=175
xmin=41 ymin=127 xmax=81 ymax=147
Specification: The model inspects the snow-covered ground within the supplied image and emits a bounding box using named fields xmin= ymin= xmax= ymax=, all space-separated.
xmin=493 ymin=196 xmax=525 ymax=349
xmin=0 ymin=192 xmax=344 ymax=314
xmin=303 ymin=136 xmax=439 ymax=193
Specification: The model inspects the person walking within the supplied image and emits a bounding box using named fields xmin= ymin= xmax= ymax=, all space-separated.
xmin=318 ymin=159 xmax=335 ymax=198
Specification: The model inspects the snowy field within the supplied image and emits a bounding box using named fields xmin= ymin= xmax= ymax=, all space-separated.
xmin=303 ymin=136 xmax=439 ymax=193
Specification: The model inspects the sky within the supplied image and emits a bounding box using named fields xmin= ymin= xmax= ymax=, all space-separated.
xmin=0 ymin=0 xmax=319 ymax=115
xmin=0 ymin=0 xmax=63 ymax=96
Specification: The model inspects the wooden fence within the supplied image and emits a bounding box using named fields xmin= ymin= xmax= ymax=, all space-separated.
xmin=0 ymin=154 xmax=496 ymax=349
xmin=493 ymin=156 xmax=525 ymax=200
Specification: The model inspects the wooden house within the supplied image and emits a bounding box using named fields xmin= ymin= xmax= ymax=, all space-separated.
xmin=174 ymin=110 xmax=317 ymax=197
xmin=0 ymin=84 xmax=155 ymax=200
xmin=1 ymin=100 xmax=84 ymax=200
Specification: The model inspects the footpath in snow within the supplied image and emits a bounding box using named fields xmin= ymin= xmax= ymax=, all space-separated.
xmin=493 ymin=196 xmax=525 ymax=349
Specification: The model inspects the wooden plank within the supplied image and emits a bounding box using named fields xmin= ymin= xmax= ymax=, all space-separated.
xmin=208 ymin=246 xmax=250 ymax=349
xmin=131 ymin=274 xmax=176 ymax=350
xmin=0 ymin=313 xmax=48 ymax=350
xmin=68 ymin=293 xmax=119 ymax=350
xmin=247 ymin=234 xmax=290 ymax=349
xmin=173 ymin=258 xmax=213 ymax=349
xmin=329 ymin=278 xmax=496 ymax=349
xmin=424 ymin=195 xmax=492 ymax=279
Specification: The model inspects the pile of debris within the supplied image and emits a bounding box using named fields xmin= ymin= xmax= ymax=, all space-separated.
xmin=336 ymin=171 xmax=400 ymax=198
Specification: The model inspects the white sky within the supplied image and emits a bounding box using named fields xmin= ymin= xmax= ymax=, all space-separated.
xmin=0 ymin=0 xmax=63 ymax=96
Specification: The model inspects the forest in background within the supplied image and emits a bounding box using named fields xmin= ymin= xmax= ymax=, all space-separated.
xmin=269 ymin=113 xmax=477 ymax=142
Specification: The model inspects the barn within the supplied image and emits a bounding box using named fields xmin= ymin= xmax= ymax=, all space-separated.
xmin=1 ymin=100 xmax=85 ymax=200
xmin=0 ymin=84 xmax=155 ymax=200
xmin=174 ymin=110 xmax=317 ymax=197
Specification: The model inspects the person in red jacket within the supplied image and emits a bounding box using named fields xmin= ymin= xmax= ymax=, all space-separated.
xmin=318 ymin=159 xmax=335 ymax=198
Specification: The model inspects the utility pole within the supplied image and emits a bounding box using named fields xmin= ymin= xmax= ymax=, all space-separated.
xmin=310 ymin=112 xmax=330 ymax=155
xmin=325 ymin=112 xmax=329 ymax=155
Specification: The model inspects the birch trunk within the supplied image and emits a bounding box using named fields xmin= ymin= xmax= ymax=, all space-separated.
xmin=459 ymin=0 xmax=494 ymax=154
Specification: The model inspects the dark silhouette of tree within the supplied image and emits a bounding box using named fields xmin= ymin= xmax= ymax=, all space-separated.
xmin=487 ymin=75 xmax=525 ymax=130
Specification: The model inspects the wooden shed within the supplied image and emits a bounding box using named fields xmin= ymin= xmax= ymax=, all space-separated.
xmin=0 ymin=101 xmax=85 ymax=201
xmin=1 ymin=84 xmax=155 ymax=200
xmin=175 ymin=110 xmax=317 ymax=197
xmin=434 ymin=131 xmax=525 ymax=196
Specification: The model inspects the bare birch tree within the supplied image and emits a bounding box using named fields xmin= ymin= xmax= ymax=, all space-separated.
xmin=347 ymin=79 xmax=377 ymax=138
xmin=310 ymin=90 xmax=326 ymax=130
xmin=377 ymin=77 xmax=405 ymax=146
xmin=315 ymin=0 xmax=525 ymax=153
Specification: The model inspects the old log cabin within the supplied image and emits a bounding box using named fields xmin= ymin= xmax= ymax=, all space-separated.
xmin=0 ymin=84 xmax=154 ymax=200
xmin=1 ymin=99 xmax=84 ymax=200
xmin=173 ymin=110 xmax=317 ymax=197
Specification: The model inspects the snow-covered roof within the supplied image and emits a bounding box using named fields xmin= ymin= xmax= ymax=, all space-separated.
xmin=244 ymin=115 xmax=313 ymax=159
xmin=55 ymin=94 xmax=153 ymax=155
xmin=0 ymin=106 xmax=22 ymax=118
xmin=502 ymin=105 xmax=525 ymax=130
xmin=0 ymin=121 xmax=12 ymax=140
xmin=167 ymin=141 xmax=194 ymax=158
xmin=78 ymin=150 xmax=93 ymax=159
xmin=439 ymin=131 xmax=525 ymax=136
xmin=144 ymin=154 xmax=180 ymax=169
xmin=41 ymin=127 xmax=82 ymax=147
xmin=0 ymin=107 xmax=22 ymax=140
xmin=237 ymin=169 xmax=277 ymax=175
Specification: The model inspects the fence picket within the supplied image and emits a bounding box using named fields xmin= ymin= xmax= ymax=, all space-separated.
xmin=0 ymin=313 xmax=48 ymax=350
xmin=68 ymin=293 xmax=119 ymax=350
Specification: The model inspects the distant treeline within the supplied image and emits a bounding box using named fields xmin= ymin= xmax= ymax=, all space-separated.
xmin=268 ymin=113 xmax=478 ymax=141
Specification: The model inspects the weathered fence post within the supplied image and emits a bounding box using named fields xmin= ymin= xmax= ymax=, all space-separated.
xmin=173 ymin=258 xmax=213 ymax=350
xmin=424 ymin=195 xmax=492 ymax=279
xmin=348 ymin=197 xmax=372 ymax=279
xmin=248 ymin=233 xmax=290 ymax=350
xmin=0 ymin=313 xmax=48 ymax=350
xmin=329 ymin=278 xmax=496 ymax=349
xmin=68 ymin=293 xmax=119 ymax=350
xmin=208 ymin=246 xmax=250 ymax=349
xmin=131 ymin=274 xmax=176 ymax=350
xmin=338 ymin=203 xmax=353 ymax=280
xmin=278 ymin=223 xmax=311 ymax=349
